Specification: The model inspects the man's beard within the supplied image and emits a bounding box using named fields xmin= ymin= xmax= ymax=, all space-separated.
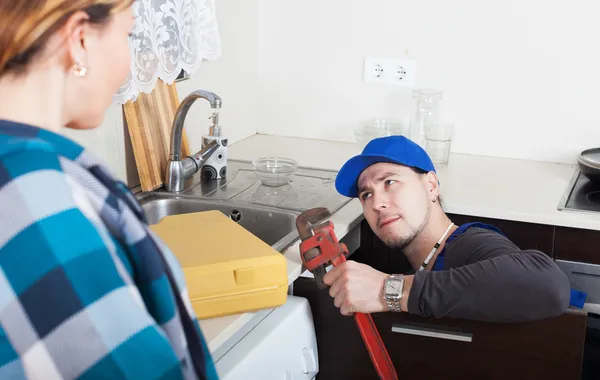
xmin=380 ymin=202 xmax=431 ymax=250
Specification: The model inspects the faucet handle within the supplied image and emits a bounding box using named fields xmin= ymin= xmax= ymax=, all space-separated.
xmin=208 ymin=112 xmax=221 ymax=137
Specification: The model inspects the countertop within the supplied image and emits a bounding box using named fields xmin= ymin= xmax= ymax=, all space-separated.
xmin=229 ymin=134 xmax=600 ymax=231
xmin=200 ymin=133 xmax=599 ymax=357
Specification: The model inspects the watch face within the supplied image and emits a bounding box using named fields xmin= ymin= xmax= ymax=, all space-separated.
xmin=386 ymin=279 xmax=401 ymax=295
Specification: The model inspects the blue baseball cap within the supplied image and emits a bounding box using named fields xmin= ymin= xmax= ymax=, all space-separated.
xmin=335 ymin=135 xmax=436 ymax=197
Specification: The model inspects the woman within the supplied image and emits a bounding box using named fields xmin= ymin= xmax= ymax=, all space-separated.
xmin=0 ymin=1 xmax=218 ymax=379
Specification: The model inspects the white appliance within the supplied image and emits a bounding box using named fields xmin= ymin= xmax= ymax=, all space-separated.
xmin=215 ymin=296 xmax=319 ymax=380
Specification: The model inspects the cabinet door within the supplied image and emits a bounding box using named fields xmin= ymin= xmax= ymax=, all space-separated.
xmin=293 ymin=277 xmax=587 ymax=380
xmin=372 ymin=311 xmax=586 ymax=380
xmin=293 ymin=277 xmax=375 ymax=379
xmin=555 ymin=226 xmax=600 ymax=265
xmin=447 ymin=213 xmax=555 ymax=256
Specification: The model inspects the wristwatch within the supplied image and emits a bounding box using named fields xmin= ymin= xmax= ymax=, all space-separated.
xmin=383 ymin=274 xmax=404 ymax=312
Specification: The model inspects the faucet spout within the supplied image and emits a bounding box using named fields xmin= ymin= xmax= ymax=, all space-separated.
xmin=170 ymin=90 xmax=222 ymax=161
xmin=165 ymin=90 xmax=223 ymax=192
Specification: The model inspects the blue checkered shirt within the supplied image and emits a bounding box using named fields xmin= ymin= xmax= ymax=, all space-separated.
xmin=0 ymin=120 xmax=218 ymax=380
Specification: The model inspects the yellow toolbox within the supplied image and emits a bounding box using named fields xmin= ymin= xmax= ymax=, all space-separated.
xmin=150 ymin=210 xmax=288 ymax=319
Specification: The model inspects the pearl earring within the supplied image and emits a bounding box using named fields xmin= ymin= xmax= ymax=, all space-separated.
xmin=72 ymin=61 xmax=87 ymax=77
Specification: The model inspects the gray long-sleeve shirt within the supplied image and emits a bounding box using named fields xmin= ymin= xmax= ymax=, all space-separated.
xmin=407 ymin=227 xmax=571 ymax=322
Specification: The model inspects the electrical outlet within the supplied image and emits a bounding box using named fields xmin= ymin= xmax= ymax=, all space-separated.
xmin=363 ymin=56 xmax=417 ymax=87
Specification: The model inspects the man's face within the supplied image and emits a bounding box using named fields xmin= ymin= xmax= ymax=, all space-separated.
xmin=357 ymin=162 xmax=435 ymax=249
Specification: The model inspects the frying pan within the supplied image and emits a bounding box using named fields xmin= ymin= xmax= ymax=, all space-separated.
xmin=578 ymin=148 xmax=600 ymax=185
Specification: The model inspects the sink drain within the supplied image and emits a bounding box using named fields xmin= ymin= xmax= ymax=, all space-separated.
xmin=229 ymin=209 xmax=242 ymax=222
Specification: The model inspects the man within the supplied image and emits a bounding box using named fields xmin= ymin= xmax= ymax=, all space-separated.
xmin=325 ymin=135 xmax=571 ymax=322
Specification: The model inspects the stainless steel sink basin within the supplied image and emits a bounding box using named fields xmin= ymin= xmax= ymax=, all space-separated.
xmin=139 ymin=194 xmax=299 ymax=249
xmin=135 ymin=159 xmax=353 ymax=252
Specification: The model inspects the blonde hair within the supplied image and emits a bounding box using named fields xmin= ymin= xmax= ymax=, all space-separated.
xmin=0 ymin=0 xmax=132 ymax=75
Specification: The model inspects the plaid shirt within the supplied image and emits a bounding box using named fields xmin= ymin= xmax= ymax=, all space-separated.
xmin=0 ymin=120 xmax=218 ymax=380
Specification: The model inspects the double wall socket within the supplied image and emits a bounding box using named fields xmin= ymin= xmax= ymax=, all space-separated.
xmin=363 ymin=56 xmax=417 ymax=87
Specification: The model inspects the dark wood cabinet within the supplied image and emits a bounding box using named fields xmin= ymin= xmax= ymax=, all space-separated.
xmin=293 ymin=276 xmax=587 ymax=380
xmin=372 ymin=311 xmax=586 ymax=380
xmin=555 ymin=226 xmax=600 ymax=265
xmin=447 ymin=213 xmax=555 ymax=256
xmin=448 ymin=213 xmax=600 ymax=265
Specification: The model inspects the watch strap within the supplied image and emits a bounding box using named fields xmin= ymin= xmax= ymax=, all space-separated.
xmin=384 ymin=274 xmax=404 ymax=312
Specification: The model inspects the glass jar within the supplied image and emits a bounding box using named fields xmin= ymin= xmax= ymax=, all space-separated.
xmin=409 ymin=89 xmax=443 ymax=148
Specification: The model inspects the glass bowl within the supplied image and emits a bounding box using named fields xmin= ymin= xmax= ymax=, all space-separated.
xmin=252 ymin=157 xmax=298 ymax=187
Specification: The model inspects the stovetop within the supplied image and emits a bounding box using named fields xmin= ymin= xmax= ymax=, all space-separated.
xmin=558 ymin=170 xmax=600 ymax=213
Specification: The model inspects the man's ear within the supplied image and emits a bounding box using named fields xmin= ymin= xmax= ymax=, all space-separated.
xmin=425 ymin=171 xmax=440 ymax=202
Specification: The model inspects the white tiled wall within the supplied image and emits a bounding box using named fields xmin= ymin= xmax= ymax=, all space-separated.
xmin=66 ymin=0 xmax=600 ymax=184
xmin=256 ymin=0 xmax=600 ymax=164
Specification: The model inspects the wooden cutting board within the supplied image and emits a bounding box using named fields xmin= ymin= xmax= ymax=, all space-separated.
xmin=123 ymin=79 xmax=191 ymax=191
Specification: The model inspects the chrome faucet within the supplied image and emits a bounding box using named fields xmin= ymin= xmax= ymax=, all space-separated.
xmin=165 ymin=90 xmax=222 ymax=192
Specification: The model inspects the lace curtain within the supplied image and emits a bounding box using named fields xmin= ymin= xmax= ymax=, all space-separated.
xmin=114 ymin=0 xmax=221 ymax=104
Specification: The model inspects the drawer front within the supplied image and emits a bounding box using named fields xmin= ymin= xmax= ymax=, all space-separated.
xmin=372 ymin=311 xmax=585 ymax=380
xmin=555 ymin=226 xmax=600 ymax=265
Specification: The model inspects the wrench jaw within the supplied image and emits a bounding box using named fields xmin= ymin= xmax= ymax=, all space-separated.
xmin=296 ymin=207 xmax=332 ymax=289
xmin=311 ymin=265 xmax=329 ymax=289
xmin=302 ymin=245 xmax=330 ymax=289
xmin=295 ymin=207 xmax=331 ymax=240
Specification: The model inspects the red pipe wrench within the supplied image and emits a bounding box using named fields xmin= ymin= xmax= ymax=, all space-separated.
xmin=296 ymin=208 xmax=398 ymax=380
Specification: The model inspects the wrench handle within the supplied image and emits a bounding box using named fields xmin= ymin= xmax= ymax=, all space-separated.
xmin=331 ymin=252 xmax=398 ymax=379
xmin=354 ymin=312 xmax=398 ymax=380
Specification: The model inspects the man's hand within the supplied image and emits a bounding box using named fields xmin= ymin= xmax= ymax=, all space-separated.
xmin=323 ymin=260 xmax=389 ymax=316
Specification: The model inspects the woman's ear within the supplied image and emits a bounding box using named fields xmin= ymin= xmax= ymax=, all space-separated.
xmin=60 ymin=11 xmax=90 ymax=73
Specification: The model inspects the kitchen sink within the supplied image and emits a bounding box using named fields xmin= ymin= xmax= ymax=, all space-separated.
xmin=135 ymin=159 xmax=352 ymax=252
xmin=139 ymin=194 xmax=300 ymax=249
